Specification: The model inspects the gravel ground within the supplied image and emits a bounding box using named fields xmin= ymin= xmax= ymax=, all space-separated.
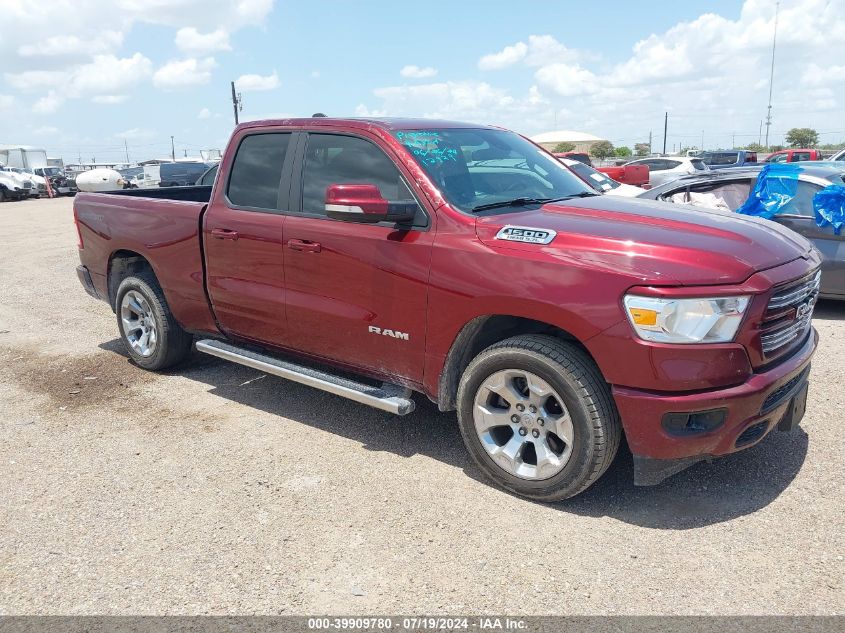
xmin=0 ymin=197 xmax=842 ymax=615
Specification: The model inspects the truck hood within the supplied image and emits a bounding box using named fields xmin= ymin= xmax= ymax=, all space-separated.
xmin=475 ymin=195 xmax=813 ymax=286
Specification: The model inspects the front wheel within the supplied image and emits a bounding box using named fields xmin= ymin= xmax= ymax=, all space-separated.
xmin=115 ymin=273 xmax=193 ymax=370
xmin=457 ymin=334 xmax=621 ymax=501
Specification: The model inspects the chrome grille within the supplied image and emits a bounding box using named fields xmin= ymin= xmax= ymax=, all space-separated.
xmin=761 ymin=270 xmax=820 ymax=355
xmin=768 ymin=271 xmax=821 ymax=309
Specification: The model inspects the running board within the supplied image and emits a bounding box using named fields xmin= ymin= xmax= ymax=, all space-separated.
xmin=195 ymin=339 xmax=415 ymax=416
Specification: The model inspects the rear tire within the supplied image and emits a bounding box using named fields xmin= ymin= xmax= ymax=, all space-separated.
xmin=457 ymin=334 xmax=621 ymax=501
xmin=115 ymin=272 xmax=193 ymax=370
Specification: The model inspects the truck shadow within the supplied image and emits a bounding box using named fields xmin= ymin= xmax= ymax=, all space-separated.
xmin=99 ymin=339 xmax=809 ymax=531
xmin=814 ymin=299 xmax=845 ymax=321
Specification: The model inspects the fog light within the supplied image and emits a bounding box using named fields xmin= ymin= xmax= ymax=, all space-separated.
xmin=662 ymin=408 xmax=727 ymax=436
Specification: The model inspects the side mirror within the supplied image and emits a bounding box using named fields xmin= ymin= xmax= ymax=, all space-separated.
xmin=325 ymin=183 xmax=417 ymax=224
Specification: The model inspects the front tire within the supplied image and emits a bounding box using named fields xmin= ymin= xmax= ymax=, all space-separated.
xmin=457 ymin=334 xmax=621 ymax=501
xmin=115 ymin=273 xmax=193 ymax=370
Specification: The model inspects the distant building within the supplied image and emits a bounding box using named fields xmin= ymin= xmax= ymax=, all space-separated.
xmin=530 ymin=130 xmax=607 ymax=153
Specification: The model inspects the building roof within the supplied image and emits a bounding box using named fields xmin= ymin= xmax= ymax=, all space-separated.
xmin=530 ymin=130 xmax=605 ymax=144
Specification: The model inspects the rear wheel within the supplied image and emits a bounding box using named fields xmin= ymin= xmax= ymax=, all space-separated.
xmin=457 ymin=334 xmax=621 ymax=501
xmin=115 ymin=273 xmax=193 ymax=370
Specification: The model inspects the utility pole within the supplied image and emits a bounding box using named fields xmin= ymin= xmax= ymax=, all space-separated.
xmin=701 ymin=130 xmax=704 ymax=152
xmin=759 ymin=120 xmax=763 ymax=146
xmin=124 ymin=139 xmax=130 ymax=164
xmin=662 ymin=112 xmax=668 ymax=155
xmin=765 ymin=1 xmax=780 ymax=148
xmin=648 ymin=130 xmax=652 ymax=155
xmin=732 ymin=132 xmax=736 ymax=148
xmin=231 ymin=81 xmax=243 ymax=125
xmin=170 ymin=136 xmax=175 ymax=162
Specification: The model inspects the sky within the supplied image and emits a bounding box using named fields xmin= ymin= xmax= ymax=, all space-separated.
xmin=1 ymin=0 xmax=843 ymax=164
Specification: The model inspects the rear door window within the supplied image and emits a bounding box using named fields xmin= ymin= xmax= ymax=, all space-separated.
xmin=792 ymin=152 xmax=812 ymax=162
xmin=227 ymin=133 xmax=292 ymax=211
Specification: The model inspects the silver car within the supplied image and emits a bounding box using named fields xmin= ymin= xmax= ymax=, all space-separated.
xmin=624 ymin=156 xmax=709 ymax=187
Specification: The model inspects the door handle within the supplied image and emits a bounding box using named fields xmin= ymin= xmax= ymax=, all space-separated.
xmin=288 ymin=239 xmax=321 ymax=253
xmin=211 ymin=228 xmax=239 ymax=240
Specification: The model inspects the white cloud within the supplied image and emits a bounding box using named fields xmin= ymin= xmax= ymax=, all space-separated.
xmin=198 ymin=107 xmax=211 ymax=119
xmin=235 ymin=71 xmax=279 ymax=91
xmin=75 ymin=54 xmax=153 ymax=94
xmin=368 ymin=0 xmax=841 ymax=146
xmin=18 ymin=31 xmax=124 ymax=58
xmin=478 ymin=42 xmax=527 ymax=70
xmin=0 ymin=0 xmax=275 ymax=113
xmin=400 ymin=65 xmax=438 ymax=79
xmin=175 ymin=27 xmax=231 ymax=55
xmin=0 ymin=94 xmax=13 ymax=109
xmin=33 ymin=125 xmax=59 ymax=135
xmin=153 ymin=57 xmax=217 ymax=90
xmin=92 ymin=95 xmax=128 ymax=104
xmin=33 ymin=91 xmax=64 ymax=114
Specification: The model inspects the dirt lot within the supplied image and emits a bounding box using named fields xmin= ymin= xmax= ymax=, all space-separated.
xmin=0 ymin=196 xmax=842 ymax=615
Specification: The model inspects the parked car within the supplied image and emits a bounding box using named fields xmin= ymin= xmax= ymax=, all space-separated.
xmin=638 ymin=164 xmax=845 ymax=299
xmin=558 ymin=158 xmax=645 ymax=197
xmin=0 ymin=168 xmax=29 ymax=201
xmin=594 ymin=163 xmax=650 ymax=187
xmin=624 ymin=156 xmax=708 ymax=186
xmin=826 ymin=149 xmax=845 ymax=162
xmin=763 ymin=149 xmax=823 ymax=163
xmin=158 ymin=161 xmax=212 ymax=187
xmin=698 ymin=150 xmax=758 ymax=169
xmin=33 ymin=166 xmax=77 ymax=196
xmin=73 ymin=117 xmax=819 ymax=500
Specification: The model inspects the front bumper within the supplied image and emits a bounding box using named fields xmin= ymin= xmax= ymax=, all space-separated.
xmin=614 ymin=327 xmax=817 ymax=484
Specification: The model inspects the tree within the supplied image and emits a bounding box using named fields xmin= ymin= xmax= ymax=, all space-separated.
xmin=634 ymin=142 xmax=650 ymax=156
xmin=744 ymin=142 xmax=765 ymax=152
xmin=590 ymin=140 xmax=615 ymax=159
xmin=552 ymin=142 xmax=576 ymax=153
xmin=614 ymin=145 xmax=632 ymax=157
xmin=785 ymin=127 xmax=819 ymax=148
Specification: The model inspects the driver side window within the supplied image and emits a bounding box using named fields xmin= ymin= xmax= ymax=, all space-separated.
xmin=301 ymin=134 xmax=414 ymax=216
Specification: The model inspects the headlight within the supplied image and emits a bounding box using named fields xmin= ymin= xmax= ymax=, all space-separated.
xmin=623 ymin=294 xmax=750 ymax=344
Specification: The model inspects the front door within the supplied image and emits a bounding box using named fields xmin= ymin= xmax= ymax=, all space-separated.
xmin=282 ymin=131 xmax=433 ymax=383
xmin=203 ymin=131 xmax=296 ymax=345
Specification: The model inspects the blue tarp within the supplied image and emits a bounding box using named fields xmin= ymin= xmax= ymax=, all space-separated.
xmin=735 ymin=163 xmax=802 ymax=219
xmin=735 ymin=162 xmax=845 ymax=234
xmin=813 ymin=184 xmax=845 ymax=235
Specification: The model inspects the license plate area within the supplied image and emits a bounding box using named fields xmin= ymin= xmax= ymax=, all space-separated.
xmin=778 ymin=382 xmax=808 ymax=432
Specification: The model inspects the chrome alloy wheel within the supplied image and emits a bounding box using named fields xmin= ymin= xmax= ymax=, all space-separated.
xmin=120 ymin=290 xmax=158 ymax=357
xmin=473 ymin=369 xmax=574 ymax=480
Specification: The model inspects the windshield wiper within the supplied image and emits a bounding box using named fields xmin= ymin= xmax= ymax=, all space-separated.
xmin=470 ymin=197 xmax=559 ymax=213
xmin=470 ymin=193 xmax=599 ymax=213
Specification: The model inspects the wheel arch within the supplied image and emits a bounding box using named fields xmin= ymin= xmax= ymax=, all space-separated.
xmin=436 ymin=314 xmax=598 ymax=412
xmin=107 ymin=249 xmax=156 ymax=311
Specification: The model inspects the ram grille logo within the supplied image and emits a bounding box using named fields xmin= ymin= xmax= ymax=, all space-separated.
xmin=495 ymin=225 xmax=556 ymax=245
xmin=368 ymin=325 xmax=409 ymax=341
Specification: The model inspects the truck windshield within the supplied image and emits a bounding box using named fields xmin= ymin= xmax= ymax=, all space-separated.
xmin=393 ymin=128 xmax=592 ymax=212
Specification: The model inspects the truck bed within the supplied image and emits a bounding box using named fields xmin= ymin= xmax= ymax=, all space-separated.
xmin=102 ymin=185 xmax=212 ymax=203
xmin=73 ymin=191 xmax=218 ymax=334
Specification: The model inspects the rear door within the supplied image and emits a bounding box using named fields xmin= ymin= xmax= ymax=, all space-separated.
xmin=282 ymin=130 xmax=434 ymax=383
xmin=203 ymin=130 xmax=297 ymax=345
xmin=772 ymin=178 xmax=845 ymax=297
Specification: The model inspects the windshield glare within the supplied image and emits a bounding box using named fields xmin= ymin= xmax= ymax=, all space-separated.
xmin=394 ymin=128 xmax=593 ymax=212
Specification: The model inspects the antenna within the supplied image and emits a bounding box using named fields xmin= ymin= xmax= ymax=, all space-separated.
xmin=764 ymin=1 xmax=779 ymax=148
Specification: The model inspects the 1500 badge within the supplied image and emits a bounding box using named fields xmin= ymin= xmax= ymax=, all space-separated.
xmin=495 ymin=225 xmax=556 ymax=245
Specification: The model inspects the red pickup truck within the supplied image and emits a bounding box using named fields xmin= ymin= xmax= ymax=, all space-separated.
xmin=74 ymin=117 xmax=820 ymax=500
xmin=763 ymin=148 xmax=823 ymax=163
